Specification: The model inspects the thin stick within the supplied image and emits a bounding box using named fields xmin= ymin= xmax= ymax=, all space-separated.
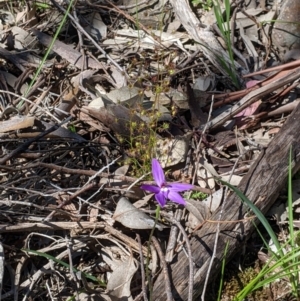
xmin=191 ymin=95 xmax=215 ymax=187
xmin=162 ymin=212 xmax=194 ymax=301
xmin=0 ymin=116 xmax=72 ymax=164
xmin=0 ymin=222 xmax=106 ymax=233
xmin=137 ymin=234 xmax=148 ymax=301
xmin=0 ymin=90 xmax=60 ymax=122
xmin=165 ymin=209 xmax=183 ymax=262
xmin=151 ymin=237 xmax=173 ymax=301
xmin=44 ymin=182 xmax=96 ymax=221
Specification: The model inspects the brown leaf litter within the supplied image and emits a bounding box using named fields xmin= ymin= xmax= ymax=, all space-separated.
xmin=0 ymin=0 xmax=300 ymax=300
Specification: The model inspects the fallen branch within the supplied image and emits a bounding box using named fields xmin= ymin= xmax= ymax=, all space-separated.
xmin=152 ymin=102 xmax=300 ymax=300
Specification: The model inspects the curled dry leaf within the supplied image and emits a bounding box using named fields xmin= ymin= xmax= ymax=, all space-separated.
xmin=197 ymin=166 xmax=216 ymax=190
xmin=84 ymin=12 xmax=107 ymax=41
xmin=113 ymin=197 xmax=164 ymax=230
xmin=106 ymin=256 xmax=138 ymax=301
xmin=155 ymin=133 xmax=191 ymax=168
xmin=101 ymin=245 xmax=137 ymax=301
xmin=85 ymin=104 xmax=153 ymax=139
xmin=185 ymin=199 xmax=210 ymax=229
xmin=202 ymin=189 xmax=223 ymax=213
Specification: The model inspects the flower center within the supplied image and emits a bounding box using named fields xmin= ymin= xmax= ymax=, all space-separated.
xmin=161 ymin=187 xmax=169 ymax=192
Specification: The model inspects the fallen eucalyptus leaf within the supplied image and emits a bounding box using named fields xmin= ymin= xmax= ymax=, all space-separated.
xmin=113 ymin=197 xmax=163 ymax=230
xmin=221 ymin=175 xmax=242 ymax=186
xmin=202 ymin=189 xmax=223 ymax=213
xmin=107 ymin=256 xmax=138 ymax=301
xmin=106 ymin=86 xmax=143 ymax=107
xmin=185 ymin=199 xmax=210 ymax=229
xmin=155 ymin=133 xmax=192 ymax=167
xmin=84 ymin=12 xmax=107 ymax=41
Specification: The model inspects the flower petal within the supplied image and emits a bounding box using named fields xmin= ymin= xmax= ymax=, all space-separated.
xmin=155 ymin=191 xmax=167 ymax=207
xmin=168 ymin=183 xmax=193 ymax=192
xmin=141 ymin=184 xmax=160 ymax=194
xmin=167 ymin=191 xmax=186 ymax=206
xmin=152 ymin=159 xmax=165 ymax=187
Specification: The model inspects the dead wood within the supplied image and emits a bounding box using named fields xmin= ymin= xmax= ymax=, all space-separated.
xmin=152 ymin=103 xmax=300 ymax=300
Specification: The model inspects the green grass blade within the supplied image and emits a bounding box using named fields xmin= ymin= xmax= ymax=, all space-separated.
xmin=219 ymin=179 xmax=283 ymax=258
xmin=22 ymin=248 xmax=106 ymax=286
xmin=217 ymin=241 xmax=229 ymax=301
xmin=288 ymin=148 xmax=294 ymax=243
xmin=21 ymin=0 xmax=75 ymax=107
xmin=287 ymin=147 xmax=299 ymax=296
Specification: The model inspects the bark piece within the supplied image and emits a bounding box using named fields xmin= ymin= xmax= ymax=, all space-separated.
xmin=272 ymin=0 xmax=300 ymax=58
xmin=152 ymin=103 xmax=300 ymax=300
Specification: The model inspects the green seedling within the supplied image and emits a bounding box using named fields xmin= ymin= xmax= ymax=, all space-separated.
xmin=192 ymin=0 xmax=213 ymax=11
xmin=34 ymin=2 xmax=51 ymax=9
xmin=212 ymin=0 xmax=240 ymax=88
xmin=190 ymin=191 xmax=208 ymax=200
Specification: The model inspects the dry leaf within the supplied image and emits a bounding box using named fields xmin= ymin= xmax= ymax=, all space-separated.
xmin=185 ymin=199 xmax=210 ymax=229
xmin=113 ymin=197 xmax=163 ymax=230
xmin=107 ymin=257 xmax=138 ymax=301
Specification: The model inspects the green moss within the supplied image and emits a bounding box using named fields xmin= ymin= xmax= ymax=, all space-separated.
xmin=222 ymin=267 xmax=268 ymax=301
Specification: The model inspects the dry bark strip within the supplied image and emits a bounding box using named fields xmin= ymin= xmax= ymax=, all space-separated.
xmin=152 ymin=103 xmax=300 ymax=300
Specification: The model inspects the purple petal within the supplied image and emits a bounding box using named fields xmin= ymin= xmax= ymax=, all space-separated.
xmin=167 ymin=191 xmax=186 ymax=206
xmin=168 ymin=183 xmax=193 ymax=192
xmin=155 ymin=191 xmax=167 ymax=207
xmin=141 ymin=184 xmax=160 ymax=194
xmin=152 ymin=159 xmax=165 ymax=187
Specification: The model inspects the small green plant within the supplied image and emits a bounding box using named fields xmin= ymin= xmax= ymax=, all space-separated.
xmin=125 ymin=110 xmax=159 ymax=177
xmin=221 ymin=266 xmax=268 ymax=300
xmin=217 ymin=241 xmax=229 ymax=300
xmin=191 ymin=0 xmax=213 ymax=11
xmin=68 ymin=124 xmax=76 ymax=133
xmin=34 ymin=1 xmax=52 ymax=10
xmin=122 ymin=2 xmax=184 ymax=177
xmin=190 ymin=190 xmax=208 ymax=200
xmin=212 ymin=0 xmax=240 ymax=88
xmin=125 ymin=81 xmax=175 ymax=177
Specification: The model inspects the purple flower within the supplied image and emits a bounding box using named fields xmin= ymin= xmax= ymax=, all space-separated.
xmin=141 ymin=159 xmax=193 ymax=207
